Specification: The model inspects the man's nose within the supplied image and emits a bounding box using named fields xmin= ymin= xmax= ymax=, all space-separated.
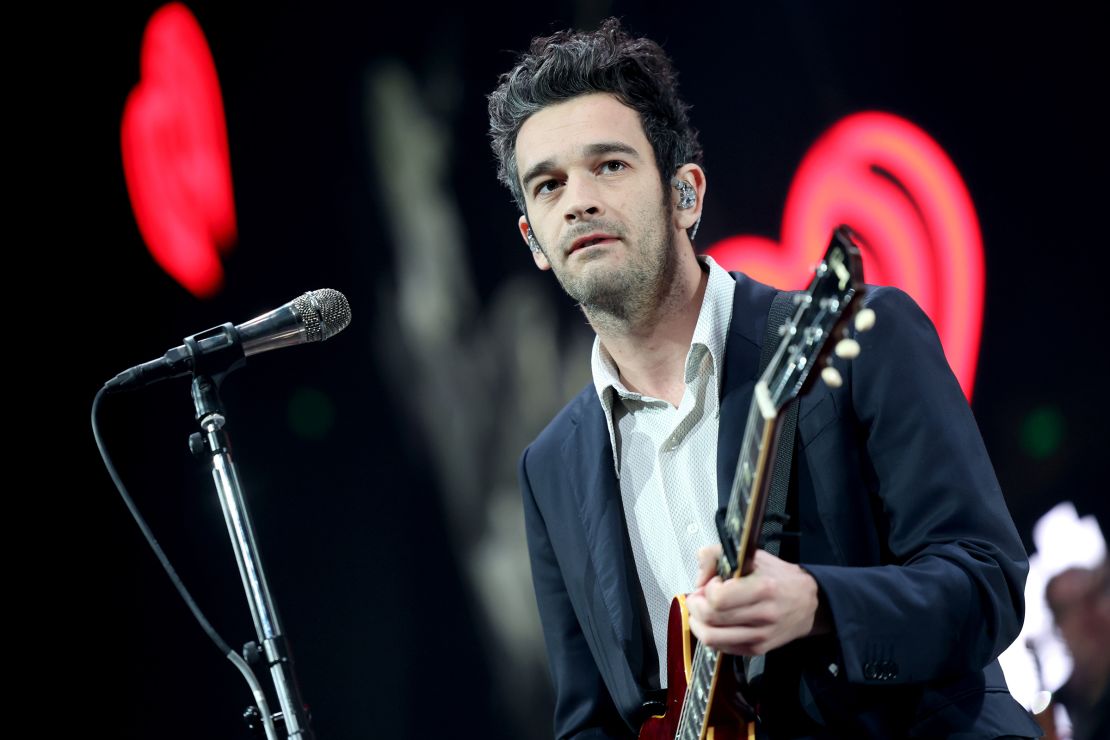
xmin=564 ymin=176 xmax=604 ymax=223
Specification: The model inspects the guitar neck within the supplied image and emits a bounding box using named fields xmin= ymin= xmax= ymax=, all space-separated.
xmin=720 ymin=380 xmax=786 ymax=579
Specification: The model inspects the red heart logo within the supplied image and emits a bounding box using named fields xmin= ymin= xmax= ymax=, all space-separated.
xmin=121 ymin=2 xmax=236 ymax=299
xmin=707 ymin=112 xmax=984 ymax=398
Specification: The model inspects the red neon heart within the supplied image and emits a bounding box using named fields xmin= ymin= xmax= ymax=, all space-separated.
xmin=707 ymin=112 xmax=984 ymax=398
xmin=121 ymin=2 xmax=236 ymax=299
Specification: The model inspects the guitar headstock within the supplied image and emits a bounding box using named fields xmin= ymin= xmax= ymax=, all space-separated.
xmin=717 ymin=227 xmax=873 ymax=583
xmin=762 ymin=226 xmax=873 ymax=410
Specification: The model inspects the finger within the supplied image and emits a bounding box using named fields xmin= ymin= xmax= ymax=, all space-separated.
xmin=683 ymin=590 xmax=710 ymax=621
xmin=703 ymin=573 xmax=766 ymax=611
xmin=688 ymin=581 xmax=777 ymax=627
xmin=695 ymin=601 xmax=777 ymax=628
xmin=685 ymin=579 xmax=720 ymax=618
xmin=751 ymin=548 xmax=783 ymax=571
xmin=688 ymin=617 xmax=770 ymax=656
xmin=695 ymin=544 xmax=723 ymax=586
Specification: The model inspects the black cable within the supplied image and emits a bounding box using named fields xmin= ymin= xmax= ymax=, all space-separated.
xmin=91 ymin=385 xmax=235 ymax=658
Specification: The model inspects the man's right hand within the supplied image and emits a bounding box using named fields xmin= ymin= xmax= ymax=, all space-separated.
xmin=686 ymin=545 xmax=830 ymax=656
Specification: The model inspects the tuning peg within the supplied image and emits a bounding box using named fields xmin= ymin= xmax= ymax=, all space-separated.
xmin=835 ymin=338 xmax=860 ymax=359
xmin=821 ymin=365 xmax=843 ymax=388
xmin=855 ymin=308 xmax=876 ymax=332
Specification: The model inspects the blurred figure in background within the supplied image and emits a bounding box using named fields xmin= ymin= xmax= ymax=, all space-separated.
xmin=1045 ymin=561 xmax=1109 ymax=740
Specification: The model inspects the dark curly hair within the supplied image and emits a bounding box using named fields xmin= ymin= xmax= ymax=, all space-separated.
xmin=488 ymin=18 xmax=703 ymax=213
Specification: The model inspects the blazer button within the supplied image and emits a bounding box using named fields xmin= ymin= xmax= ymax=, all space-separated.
xmin=863 ymin=662 xmax=877 ymax=680
xmin=872 ymin=660 xmax=896 ymax=680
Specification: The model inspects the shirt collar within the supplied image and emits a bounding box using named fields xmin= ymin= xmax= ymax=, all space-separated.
xmin=590 ymin=255 xmax=737 ymax=473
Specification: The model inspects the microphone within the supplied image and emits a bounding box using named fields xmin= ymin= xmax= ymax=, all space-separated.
xmin=105 ymin=289 xmax=351 ymax=392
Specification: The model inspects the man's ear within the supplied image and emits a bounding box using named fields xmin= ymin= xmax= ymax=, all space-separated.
xmin=519 ymin=215 xmax=550 ymax=270
xmin=671 ymin=164 xmax=706 ymax=236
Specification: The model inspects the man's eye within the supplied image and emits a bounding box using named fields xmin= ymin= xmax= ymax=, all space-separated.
xmin=600 ymin=161 xmax=626 ymax=174
xmin=535 ymin=179 xmax=561 ymax=196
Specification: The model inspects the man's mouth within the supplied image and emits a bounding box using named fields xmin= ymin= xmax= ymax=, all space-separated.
xmin=568 ymin=233 xmax=619 ymax=254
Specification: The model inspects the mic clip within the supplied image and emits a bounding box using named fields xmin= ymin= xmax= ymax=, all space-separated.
xmin=182 ymin=322 xmax=247 ymax=382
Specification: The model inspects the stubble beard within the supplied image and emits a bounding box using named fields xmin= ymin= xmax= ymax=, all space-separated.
xmin=553 ymin=208 xmax=680 ymax=334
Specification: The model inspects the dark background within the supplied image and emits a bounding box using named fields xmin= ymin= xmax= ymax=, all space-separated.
xmin=32 ymin=1 xmax=1106 ymax=737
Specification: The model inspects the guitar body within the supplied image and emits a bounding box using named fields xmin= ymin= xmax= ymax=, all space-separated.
xmin=638 ymin=596 xmax=754 ymax=740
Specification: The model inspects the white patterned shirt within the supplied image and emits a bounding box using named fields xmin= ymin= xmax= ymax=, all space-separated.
xmin=590 ymin=255 xmax=736 ymax=687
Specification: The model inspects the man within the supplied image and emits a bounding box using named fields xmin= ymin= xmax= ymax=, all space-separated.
xmin=489 ymin=19 xmax=1041 ymax=739
xmin=1045 ymin=563 xmax=1109 ymax=740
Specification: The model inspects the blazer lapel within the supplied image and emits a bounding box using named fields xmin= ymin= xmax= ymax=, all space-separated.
xmin=564 ymin=395 xmax=649 ymax=676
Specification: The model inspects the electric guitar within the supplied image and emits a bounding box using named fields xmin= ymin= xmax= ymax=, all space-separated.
xmin=639 ymin=226 xmax=872 ymax=740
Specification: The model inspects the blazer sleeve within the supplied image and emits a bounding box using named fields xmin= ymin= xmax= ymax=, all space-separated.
xmin=803 ymin=286 xmax=1029 ymax=685
xmin=520 ymin=448 xmax=635 ymax=739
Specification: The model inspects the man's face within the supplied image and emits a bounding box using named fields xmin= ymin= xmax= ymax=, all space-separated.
xmin=514 ymin=93 xmax=676 ymax=318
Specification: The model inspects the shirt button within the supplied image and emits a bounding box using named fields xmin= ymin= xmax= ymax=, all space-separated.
xmin=686 ymin=523 xmax=697 ymax=535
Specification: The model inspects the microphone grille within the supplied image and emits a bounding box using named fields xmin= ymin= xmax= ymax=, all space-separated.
xmin=296 ymin=289 xmax=352 ymax=342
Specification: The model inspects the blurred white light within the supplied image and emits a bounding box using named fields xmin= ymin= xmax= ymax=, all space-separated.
xmin=997 ymin=501 xmax=1105 ymax=737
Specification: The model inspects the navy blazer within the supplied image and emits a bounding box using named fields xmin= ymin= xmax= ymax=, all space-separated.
xmin=519 ymin=273 xmax=1042 ymax=739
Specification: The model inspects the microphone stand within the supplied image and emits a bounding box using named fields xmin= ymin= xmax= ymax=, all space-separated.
xmin=190 ymin=364 xmax=314 ymax=739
